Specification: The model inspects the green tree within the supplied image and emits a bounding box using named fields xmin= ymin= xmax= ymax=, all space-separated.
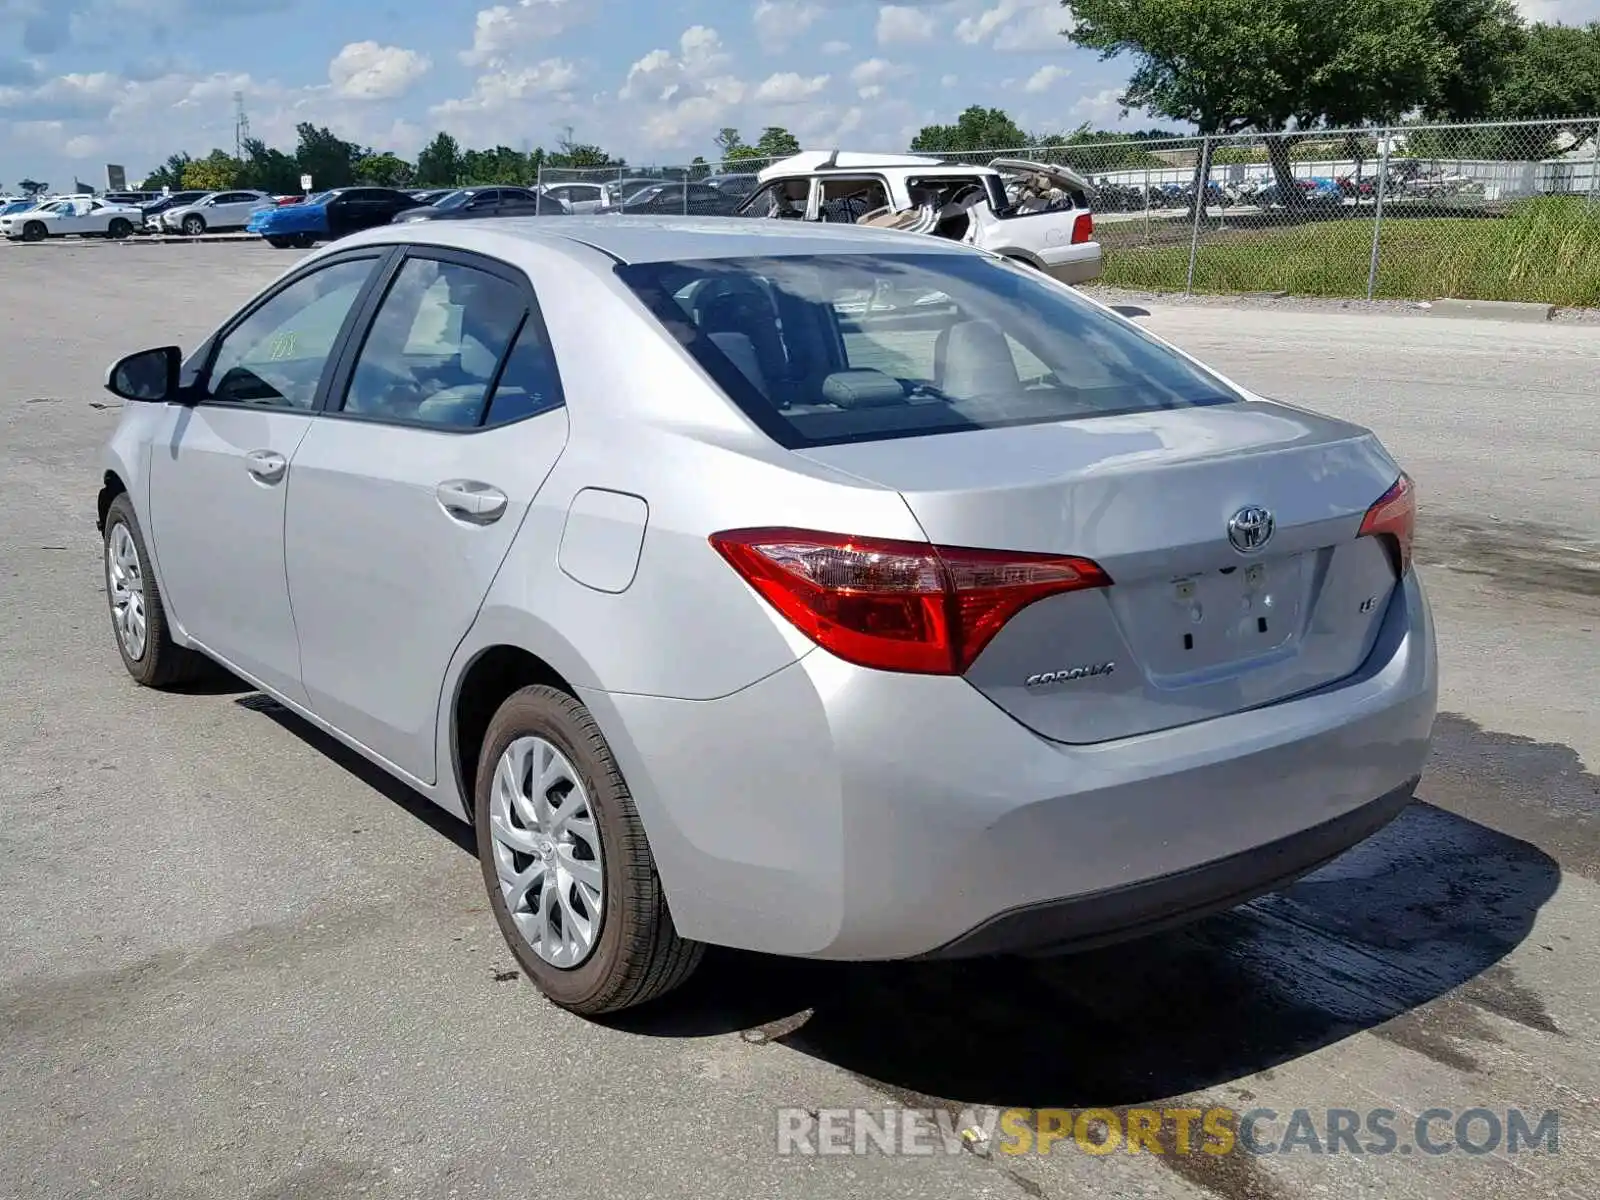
xmin=909 ymin=105 xmax=1030 ymax=154
xmin=236 ymin=138 xmax=302 ymax=194
xmin=293 ymin=123 xmax=360 ymax=191
xmin=1064 ymin=0 xmax=1485 ymax=206
xmin=355 ymin=151 xmax=415 ymax=187
xmin=754 ymin=126 xmax=801 ymax=159
xmin=140 ymin=153 xmax=192 ymax=191
xmin=1493 ymin=20 xmax=1600 ymax=120
xmin=181 ymin=150 xmax=243 ymax=191
xmin=17 ymin=178 xmax=46 ymax=196
xmin=687 ymin=155 xmax=710 ymax=179
xmin=415 ymin=132 xmax=463 ymax=187
xmin=1423 ymin=0 xmax=1526 ymax=120
xmin=713 ymin=128 xmax=746 ymax=160
xmin=546 ymin=129 xmax=622 ymax=170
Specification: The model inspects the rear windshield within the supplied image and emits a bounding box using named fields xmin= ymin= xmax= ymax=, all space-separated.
xmin=614 ymin=252 xmax=1239 ymax=448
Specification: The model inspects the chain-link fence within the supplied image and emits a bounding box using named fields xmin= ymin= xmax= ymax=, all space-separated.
xmin=536 ymin=158 xmax=781 ymax=214
xmin=530 ymin=118 xmax=1599 ymax=306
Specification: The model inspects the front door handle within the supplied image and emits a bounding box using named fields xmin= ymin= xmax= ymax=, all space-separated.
xmin=245 ymin=449 xmax=287 ymax=484
xmin=436 ymin=479 xmax=508 ymax=525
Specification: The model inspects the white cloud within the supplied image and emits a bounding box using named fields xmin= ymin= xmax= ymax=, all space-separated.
xmin=940 ymin=73 xmax=958 ymax=88
xmin=1069 ymin=87 xmax=1130 ymax=127
xmin=328 ymin=42 xmax=431 ymax=101
xmin=753 ymin=1 xmax=823 ymax=51
xmin=617 ymin=27 xmax=749 ymax=147
xmin=432 ymin=58 xmax=582 ymax=116
xmin=820 ymin=39 xmax=851 ymax=55
xmin=876 ymin=5 xmax=936 ymax=44
xmin=1515 ymin=1 xmax=1600 ymax=20
xmin=850 ymin=57 xmax=909 ymax=100
xmin=1023 ymin=64 xmax=1068 ymax=94
xmin=460 ymin=0 xmax=591 ymax=69
xmin=753 ymin=71 xmax=831 ymax=104
xmin=954 ymin=0 xmax=1073 ymax=52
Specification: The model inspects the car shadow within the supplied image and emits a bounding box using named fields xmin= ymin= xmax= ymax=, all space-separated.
xmin=233 ymin=693 xmax=1569 ymax=1110
xmin=1109 ymin=305 xmax=1151 ymax=319
xmin=233 ymin=693 xmax=476 ymax=855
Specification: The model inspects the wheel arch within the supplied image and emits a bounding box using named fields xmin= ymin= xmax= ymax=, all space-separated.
xmin=449 ymin=643 xmax=578 ymax=822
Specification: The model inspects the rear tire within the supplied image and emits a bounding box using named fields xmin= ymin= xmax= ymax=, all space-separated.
xmin=265 ymin=235 xmax=295 ymax=249
xmin=107 ymin=218 xmax=133 ymax=239
xmin=294 ymin=233 xmax=316 ymax=248
xmin=474 ymin=685 xmax=704 ymax=1015
xmin=103 ymin=494 xmax=215 ymax=688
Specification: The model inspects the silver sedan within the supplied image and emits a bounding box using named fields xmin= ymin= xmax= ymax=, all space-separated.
xmin=96 ymin=216 xmax=1438 ymax=1016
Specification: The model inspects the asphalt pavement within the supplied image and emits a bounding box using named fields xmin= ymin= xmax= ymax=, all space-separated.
xmin=2 ymin=240 xmax=1596 ymax=1200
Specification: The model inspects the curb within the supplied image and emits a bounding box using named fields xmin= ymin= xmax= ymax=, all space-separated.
xmin=1427 ymin=297 xmax=1556 ymax=324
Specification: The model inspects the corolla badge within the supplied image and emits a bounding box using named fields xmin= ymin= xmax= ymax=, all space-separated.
xmin=1227 ymin=505 xmax=1276 ymax=554
xmin=1025 ymin=662 xmax=1115 ymax=689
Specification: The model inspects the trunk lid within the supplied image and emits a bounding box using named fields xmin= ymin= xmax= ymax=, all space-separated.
xmin=798 ymin=402 xmax=1404 ymax=744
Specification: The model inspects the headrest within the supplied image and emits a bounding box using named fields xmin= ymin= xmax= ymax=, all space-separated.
xmin=935 ymin=320 xmax=1019 ymax=397
xmin=820 ymin=369 xmax=905 ymax=409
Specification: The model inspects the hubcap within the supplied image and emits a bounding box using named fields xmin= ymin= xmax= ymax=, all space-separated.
xmin=107 ymin=522 xmax=147 ymax=661
xmin=488 ymin=736 xmax=605 ymax=968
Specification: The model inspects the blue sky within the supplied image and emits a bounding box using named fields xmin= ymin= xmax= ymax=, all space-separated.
xmin=1 ymin=0 xmax=1595 ymax=190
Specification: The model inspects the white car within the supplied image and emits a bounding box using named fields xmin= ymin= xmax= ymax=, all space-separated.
xmin=1 ymin=197 xmax=145 ymax=242
xmin=744 ymin=151 xmax=1102 ymax=286
xmin=537 ymin=182 xmax=606 ymax=214
xmin=159 ymin=190 xmax=271 ymax=236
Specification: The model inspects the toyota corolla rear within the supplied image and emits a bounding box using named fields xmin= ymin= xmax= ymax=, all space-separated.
xmin=573 ymin=240 xmax=1436 ymax=962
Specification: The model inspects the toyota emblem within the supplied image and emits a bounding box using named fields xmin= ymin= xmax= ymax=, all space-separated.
xmin=1227 ymin=505 xmax=1275 ymax=554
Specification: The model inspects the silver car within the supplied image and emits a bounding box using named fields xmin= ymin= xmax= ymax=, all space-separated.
xmin=159 ymin=189 xmax=271 ymax=236
xmin=96 ymin=217 xmax=1437 ymax=1016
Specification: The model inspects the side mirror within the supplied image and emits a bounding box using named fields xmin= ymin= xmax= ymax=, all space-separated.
xmin=106 ymin=346 xmax=182 ymax=403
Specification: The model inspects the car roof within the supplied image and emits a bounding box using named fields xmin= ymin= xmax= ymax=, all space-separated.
xmin=333 ymin=213 xmax=983 ymax=268
xmin=757 ymin=150 xmax=983 ymax=183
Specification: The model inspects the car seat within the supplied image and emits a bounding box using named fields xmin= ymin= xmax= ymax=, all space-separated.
xmin=695 ymin=286 xmax=788 ymax=403
xmin=934 ymin=319 xmax=1020 ymax=399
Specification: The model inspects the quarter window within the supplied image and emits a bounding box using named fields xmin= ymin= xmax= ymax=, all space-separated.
xmin=203 ymin=257 xmax=377 ymax=409
xmin=339 ymin=257 xmax=529 ymax=428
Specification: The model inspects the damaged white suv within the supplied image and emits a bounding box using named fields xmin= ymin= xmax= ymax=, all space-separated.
xmin=740 ymin=151 xmax=1102 ymax=286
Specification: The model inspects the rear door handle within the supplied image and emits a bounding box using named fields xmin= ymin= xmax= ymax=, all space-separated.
xmin=436 ymin=479 xmax=508 ymax=525
xmin=245 ymin=449 xmax=287 ymax=484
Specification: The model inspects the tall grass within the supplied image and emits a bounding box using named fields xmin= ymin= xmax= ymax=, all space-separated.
xmin=1101 ymin=197 xmax=1600 ymax=307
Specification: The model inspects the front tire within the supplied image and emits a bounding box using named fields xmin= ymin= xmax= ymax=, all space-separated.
xmin=474 ymin=685 xmax=704 ymax=1015
xmin=21 ymin=221 xmax=46 ymax=242
xmin=181 ymin=214 xmax=205 ymax=237
xmin=103 ymin=494 xmax=214 ymax=688
xmin=265 ymin=235 xmax=295 ymax=249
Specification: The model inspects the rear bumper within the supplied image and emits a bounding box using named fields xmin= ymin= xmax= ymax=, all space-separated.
xmin=581 ymin=570 xmax=1437 ymax=961
xmin=1044 ymin=243 xmax=1103 ymax=285
xmin=921 ymin=776 xmax=1417 ymax=958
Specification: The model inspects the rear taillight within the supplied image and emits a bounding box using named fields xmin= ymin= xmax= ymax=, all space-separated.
xmin=1071 ymin=213 xmax=1094 ymax=244
xmin=709 ymin=528 xmax=1111 ymax=675
xmin=1358 ymin=474 xmax=1416 ymax=577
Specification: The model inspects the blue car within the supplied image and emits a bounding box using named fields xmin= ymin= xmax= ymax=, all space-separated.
xmin=247 ymin=186 xmax=425 ymax=248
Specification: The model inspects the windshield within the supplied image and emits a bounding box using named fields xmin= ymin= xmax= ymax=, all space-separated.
xmin=431 ymin=190 xmax=470 ymax=210
xmin=616 ymin=252 xmax=1240 ymax=449
xmin=306 ymin=191 xmax=335 ymax=205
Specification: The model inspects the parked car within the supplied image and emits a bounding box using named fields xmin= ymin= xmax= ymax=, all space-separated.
xmin=392 ymin=186 xmax=569 ymax=223
xmin=702 ymin=173 xmax=760 ymax=199
xmin=1 ymin=196 xmax=144 ymax=241
xmin=616 ymin=181 xmax=745 ymax=216
xmin=140 ymin=190 xmax=211 ymax=232
xmin=245 ymin=186 xmax=426 ymax=248
xmin=0 ymin=198 xmax=42 ymax=219
xmin=95 ymin=216 xmax=1435 ymax=1017
xmin=158 ymin=190 xmax=272 ymax=236
xmin=104 ymin=190 xmax=163 ymax=207
xmin=744 ymin=151 xmax=1103 ymax=285
xmin=600 ymin=177 xmax=670 ymax=209
xmin=537 ymin=182 xmax=606 ymax=213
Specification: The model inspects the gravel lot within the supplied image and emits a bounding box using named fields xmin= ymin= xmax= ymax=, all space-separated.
xmin=2 ymin=240 xmax=1597 ymax=1200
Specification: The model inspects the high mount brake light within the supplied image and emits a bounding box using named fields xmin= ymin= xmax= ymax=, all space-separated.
xmin=709 ymin=528 xmax=1111 ymax=675
xmin=1357 ymin=474 xmax=1416 ymax=577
